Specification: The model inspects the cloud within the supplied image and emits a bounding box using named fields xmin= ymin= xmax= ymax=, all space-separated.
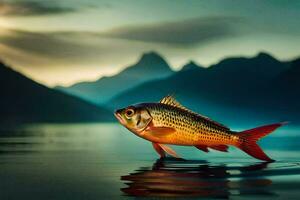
xmin=0 ymin=30 xmax=87 ymax=58
xmin=0 ymin=29 xmax=161 ymax=63
xmin=0 ymin=16 xmax=246 ymax=86
xmin=102 ymin=17 xmax=244 ymax=45
xmin=0 ymin=28 xmax=172 ymax=86
xmin=0 ymin=1 xmax=76 ymax=16
xmin=0 ymin=28 xmax=156 ymax=69
xmin=0 ymin=16 xmax=245 ymax=86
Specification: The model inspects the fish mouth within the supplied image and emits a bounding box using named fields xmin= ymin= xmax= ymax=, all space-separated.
xmin=114 ymin=111 xmax=125 ymax=125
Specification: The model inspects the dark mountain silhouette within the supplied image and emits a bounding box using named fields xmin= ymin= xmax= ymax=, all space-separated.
xmin=109 ymin=52 xmax=298 ymax=125
xmin=273 ymin=58 xmax=300 ymax=91
xmin=180 ymin=61 xmax=204 ymax=71
xmin=267 ymin=58 xmax=300 ymax=112
xmin=0 ymin=62 xmax=113 ymax=124
xmin=56 ymin=52 xmax=174 ymax=104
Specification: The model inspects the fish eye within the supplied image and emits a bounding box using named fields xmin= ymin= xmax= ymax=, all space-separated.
xmin=125 ymin=108 xmax=134 ymax=117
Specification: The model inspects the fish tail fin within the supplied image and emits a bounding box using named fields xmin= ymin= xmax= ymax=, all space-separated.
xmin=236 ymin=122 xmax=287 ymax=162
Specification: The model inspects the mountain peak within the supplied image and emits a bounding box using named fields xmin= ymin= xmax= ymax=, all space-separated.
xmin=131 ymin=51 xmax=172 ymax=73
xmin=137 ymin=51 xmax=167 ymax=65
xmin=60 ymin=51 xmax=173 ymax=104
xmin=256 ymin=52 xmax=275 ymax=60
xmin=181 ymin=61 xmax=203 ymax=71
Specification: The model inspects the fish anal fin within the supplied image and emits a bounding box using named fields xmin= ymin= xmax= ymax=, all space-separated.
xmin=195 ymin=145 xmax=209 ymax=153
xmin=152 ymin=143 xmax=166 ymax=158
xmin=210 ymin=145 xmax=229 ymax=152
xmin=158 ymin=144 xmax=180 ymax=158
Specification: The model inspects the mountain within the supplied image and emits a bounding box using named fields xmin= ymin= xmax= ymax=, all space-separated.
xmin=109 ymin=52 xmax=297 ymax=125
xmin=56 ymin=52 xmax=174 ymax=104
xmin=268 ymin=58 xmax=300 ymax=111
xmin=180 ymin=61 xmax=204 ymax=71
xmin=110 ymin=52 xmax=288 ymax=106
xmin=0 ymin=62 xmax=113 ymax=124
xmin=273 ymin=58 xmax=300 ymax=91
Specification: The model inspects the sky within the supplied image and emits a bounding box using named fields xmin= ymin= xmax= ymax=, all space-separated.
xmin=0 ymin=0 xmax=299 ymax=87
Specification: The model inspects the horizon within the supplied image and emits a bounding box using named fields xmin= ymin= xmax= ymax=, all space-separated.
xmin=53 ymin=51 xmax=299 ymax=87
xmin=1 ymin=50 xmax=298 ymax=88
xmin=0 ymin=0 xmax=299 ymax=86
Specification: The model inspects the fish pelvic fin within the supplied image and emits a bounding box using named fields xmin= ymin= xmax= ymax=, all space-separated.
xmin=195 ymin=145 xmax=209 ymax=152
xmin=236 ymin=122 xmax=287 ymax=162
xmin=210 ymin=145 xmax=229 ymax=152
xmin=152 ymin=143 xmax=166 ymax=158
xmin=195 ymin=145 xmax=229 ymax=153
xmin=157 ymin=144 xmax=181 ymax=158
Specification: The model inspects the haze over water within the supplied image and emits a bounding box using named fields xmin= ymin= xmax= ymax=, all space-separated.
xmin=1 ymin=123 xmax=300 ymax=199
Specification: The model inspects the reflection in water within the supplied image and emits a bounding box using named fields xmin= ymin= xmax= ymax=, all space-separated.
xmin=121 ymin=158 xmax=274 ymax=198
xmin=1 ymin=124 xmax=300 ymax=199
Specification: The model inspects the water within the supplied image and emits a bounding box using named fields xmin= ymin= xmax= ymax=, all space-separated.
xmin=0 ymin=123 xmax=300 ymax=199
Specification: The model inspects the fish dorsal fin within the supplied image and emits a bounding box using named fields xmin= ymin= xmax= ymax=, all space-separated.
xmin=159 ymin=95 xmax=229 ymax=130
xmin=159 ymin=95 xmax=188 ymax=111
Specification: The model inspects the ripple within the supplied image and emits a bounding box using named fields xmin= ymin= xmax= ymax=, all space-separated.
xmin=121 ymin=158 xmax=300 ymax=198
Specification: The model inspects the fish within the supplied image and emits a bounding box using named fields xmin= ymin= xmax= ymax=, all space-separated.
xmin=114 ymin=95 xmax=287 ymax=161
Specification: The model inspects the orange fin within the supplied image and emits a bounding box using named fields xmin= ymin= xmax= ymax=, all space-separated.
xmin=195 ymin=145 xmax=209 ymax=152
xmin=210 ymin=145 xmax=229 ymax=152
xmin=239 ymin=142 xmax=273 ymax=162
xmin=237 ymin=122 xmax=287 ymax=161
xmin=158 ymin=144 xmax=181 ymax=158
xmin=239 ymin=122 xmax=287 ymax=141
xmin=146 ymin=125 xmax=176 ymax=138
xmin=152 ymin=143 xmax=166 ymax=158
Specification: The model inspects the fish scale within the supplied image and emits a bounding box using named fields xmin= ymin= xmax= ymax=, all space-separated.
xmin=143 ymin=103 xmax=236 ymax=146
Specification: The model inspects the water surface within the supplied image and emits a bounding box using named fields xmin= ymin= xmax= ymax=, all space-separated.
xmin=0 ymin=123 xmax=300 ymax=199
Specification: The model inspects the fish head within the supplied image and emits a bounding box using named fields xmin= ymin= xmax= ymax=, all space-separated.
xmin=114 ymin=104 xmax=152 ymax=135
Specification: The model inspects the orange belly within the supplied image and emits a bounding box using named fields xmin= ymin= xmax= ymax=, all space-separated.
xmin=142 ymin=129 xmax=237 ymax=146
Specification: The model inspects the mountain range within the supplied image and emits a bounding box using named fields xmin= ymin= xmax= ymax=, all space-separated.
xmin=108 ymin=52 xmax=300 ymax=125
xmin=56 ymin=52 xmax=174 ymax=104
xmin=0 ymin=62 xmax=113 ymax=124
xmin=2 ymin=50 xmax=299 ymax=125
xmin=54 ymin=51 xmax=300 ymax=125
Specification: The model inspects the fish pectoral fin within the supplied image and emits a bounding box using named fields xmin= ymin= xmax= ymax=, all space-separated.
xmin=209 ymin=145 xmax=229 ymax=152
xmin=146 ymin=126 xmax=176 ymax=138
xmin=158 ymin=144 xmax=181 ymax=158
xmin=195 ymin=145 xmax=209 ymax=153
xmin=152 ymin=143 xmax=166 ymax=158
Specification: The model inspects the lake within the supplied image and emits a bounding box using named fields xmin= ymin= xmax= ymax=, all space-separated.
xmin=0 ymin=123 xmax=300 ymax=199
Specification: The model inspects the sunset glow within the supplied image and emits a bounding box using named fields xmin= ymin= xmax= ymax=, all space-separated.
xmin=0 ymin=0 xmax=299 ymax=86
